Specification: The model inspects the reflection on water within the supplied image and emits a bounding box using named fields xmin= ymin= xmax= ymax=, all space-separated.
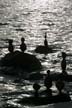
xmin=0 ymin=0 xmax=72 ymax=107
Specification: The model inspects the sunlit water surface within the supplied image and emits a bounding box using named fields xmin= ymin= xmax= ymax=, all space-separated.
xmin=0 ymin=0 xmax=72 ymax=107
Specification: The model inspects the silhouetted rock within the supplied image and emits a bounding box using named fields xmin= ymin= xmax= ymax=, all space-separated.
xmin=44 ymin=88 xmax=52 ymax=97
xmin=62 ymin=70 xmax=67 ymax=76
xmin=20 ymin=37 xmax=27 ymax=52
xmin=33 ymin=83 xmax=41 ymax=97
xmin=61 ymin=52 xmax=66 ymax=71
xmin=1 ymin=51 xmax=42 ymax=73
xmin=35 ymin=33 xmax=52 ymax=54
xmin=8 ymin=39 xmax=14 ymax=53
xmin=27 ymin=72 xmax=43 ymax=80
xmin=44 ymin=73 xmax=72 ymax=82
xmin=44 ymin=70 xmax=52 ymax=89
xmin=18 ymin=93 xmax=71 ymax=106
xmin=56 ymin=79 xmax=65 ymax=94
xmin=44 ymin=70 xmax=52 ymax=96
xmin=44 ymin=32 xmax=48 ymax=47
xmin=35 ymin=46 xmax=52 ymax=54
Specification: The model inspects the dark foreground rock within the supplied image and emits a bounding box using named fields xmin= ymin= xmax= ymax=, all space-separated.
xmin=18 ymin=93 xmax=71 ymax=106
xmin=1 ymin=51 xmax=42 ymax=72
xmin=48 ymin=73 xmax=72 ymax=82
xmin=26 ymin=72 xmax=44 ymax=80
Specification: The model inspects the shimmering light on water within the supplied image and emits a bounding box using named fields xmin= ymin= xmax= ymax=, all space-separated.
xmin=4 ymin=84 xmax=16 ymax=91
xmin=22 ymin=85 xmax=34 ymax=91
xmin=0 ymin=0 xmax=72 ymax=107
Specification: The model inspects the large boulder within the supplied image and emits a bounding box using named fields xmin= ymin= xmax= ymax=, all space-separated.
xmin=1 ymin=51 xmax=42 ymax=72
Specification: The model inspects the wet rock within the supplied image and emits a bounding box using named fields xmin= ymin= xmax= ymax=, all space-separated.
xmin=35 ymin=45 xmax=52 ymax=54
xmin=34 ymin=33 xmax=53 ymax=54
xmin=18 ymin=93 xmax=71 ymax=106
xmin=1 ymin=51 xmax=42 ymax=73
xmin=27 ymin=72 xmax=43 ymax=80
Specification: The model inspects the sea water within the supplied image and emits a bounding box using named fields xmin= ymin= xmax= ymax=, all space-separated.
xmin=0 ymin=0 xmax=72 ymax=108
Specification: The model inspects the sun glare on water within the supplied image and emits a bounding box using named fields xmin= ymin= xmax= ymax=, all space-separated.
xmin=18 ymin=0 xmax=55 ymax=10
xmin=31 ymin=0 xmax=55 ymax=9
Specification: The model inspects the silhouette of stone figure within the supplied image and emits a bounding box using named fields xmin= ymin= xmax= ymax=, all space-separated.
xmin=44 ymin=70 xmax=52 ymax=96
xmin=44 ymin=33 xmax=48 ymax=47
xmin=20 ymin=37 xmax=26 ymax=52
xmin=33 ymin=83 xmax=40 ymax=97
xmin=8 ymin=39 xmax=14 ymax=53
xmin=34 ymin=32 xmax=52 ymax=54
xmin=56 ymin=79 xmax=65 ymax=94
xmin=61 ymin=52 xmax=67 ymax=75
